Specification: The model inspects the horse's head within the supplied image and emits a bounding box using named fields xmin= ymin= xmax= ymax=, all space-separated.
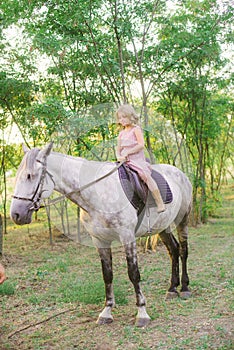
xmin=10 ymin=143 xmax=54 ymax=225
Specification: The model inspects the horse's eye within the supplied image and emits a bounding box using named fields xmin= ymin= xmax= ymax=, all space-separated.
xmin=27 ymin=174 xmax=31 ymax=180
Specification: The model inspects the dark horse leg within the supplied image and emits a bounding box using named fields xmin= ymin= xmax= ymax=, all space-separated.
xmin=96 ymin=247 xmax=115 ymax=324
xmin=159 ymin=209 xmax=192 ymax=300
xmin=176 ymin=211 xmax=191 ymax=298
xmin=159 ymin=227 xmax=180 ymax=299
xmin=124 ymin=241 xmax=151 ymax=327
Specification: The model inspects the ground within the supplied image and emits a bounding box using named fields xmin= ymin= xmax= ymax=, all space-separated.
xmin=0 ymin=183 xmax=233 ymax=349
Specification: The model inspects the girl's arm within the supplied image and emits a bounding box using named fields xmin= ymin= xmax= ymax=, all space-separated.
xmin=116 ymin=135 xmax=124 ymax=161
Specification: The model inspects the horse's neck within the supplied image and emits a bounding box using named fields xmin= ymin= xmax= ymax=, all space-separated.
xmin=47 ymin=152 xmax=84 ymax=194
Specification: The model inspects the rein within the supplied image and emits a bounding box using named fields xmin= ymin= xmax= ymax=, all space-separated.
xmin=42 ymin=160 xmax=125 ymax=207
xmin=13 ymin=158 xmax=125 ymax=209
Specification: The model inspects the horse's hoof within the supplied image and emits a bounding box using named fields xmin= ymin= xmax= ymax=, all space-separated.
xmin=165 ymin=291 xmax=179 ymax=300
xmin=180 ymin=291 xmax=192 ymax=299
xmin=96 ymin=316 xmax=113 ymax=325
xmin=135 ymin=317 xmax=151 ymax=328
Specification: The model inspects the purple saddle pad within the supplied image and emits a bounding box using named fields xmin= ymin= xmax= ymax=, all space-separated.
xmin=118 ymin=163 xmax=173 ymax=214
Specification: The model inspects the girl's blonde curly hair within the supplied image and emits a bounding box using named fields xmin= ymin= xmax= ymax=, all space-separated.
xmin=116 ymin=104 xmax=139 ymax=125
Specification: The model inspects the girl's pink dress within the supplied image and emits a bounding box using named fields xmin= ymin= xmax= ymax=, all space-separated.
xmin=118 ymin=126 xmax=152 ymax=183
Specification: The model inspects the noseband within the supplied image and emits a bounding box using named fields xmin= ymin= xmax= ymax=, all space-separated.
xmin=12 ymin=158 xmax=54 ymax=211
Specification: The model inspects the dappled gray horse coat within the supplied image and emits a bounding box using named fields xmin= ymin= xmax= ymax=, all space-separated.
xmin=10 ymin=143 xmax=192 ymax=327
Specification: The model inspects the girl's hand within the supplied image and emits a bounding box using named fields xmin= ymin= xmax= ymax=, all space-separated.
xmin=121 ymin=150 xmax=129 ymax=157
xmin=117 ymin=156 xmax=127 ymax=162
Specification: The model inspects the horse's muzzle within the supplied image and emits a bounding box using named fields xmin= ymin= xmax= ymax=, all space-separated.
xmin=10 ymin=201 xmax=33 ymax=225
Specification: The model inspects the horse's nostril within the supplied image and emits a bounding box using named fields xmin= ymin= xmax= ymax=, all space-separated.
xmin=11 ymin=212 xmax=20 ymax=223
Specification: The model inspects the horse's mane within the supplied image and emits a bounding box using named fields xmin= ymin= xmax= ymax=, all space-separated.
xmin=16 ymin=148 xmax=40 ymax=181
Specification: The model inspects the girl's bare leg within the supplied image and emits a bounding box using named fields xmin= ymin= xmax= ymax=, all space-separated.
xmin=147 ymin=177 xmax=166 ymax=213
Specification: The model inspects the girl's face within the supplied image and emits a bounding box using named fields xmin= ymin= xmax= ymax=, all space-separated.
xmin=118 ymin=112 xmax=131 ymax=127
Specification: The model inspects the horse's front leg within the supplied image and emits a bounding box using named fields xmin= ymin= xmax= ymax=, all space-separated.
xmin=96 ymin=247 xmax=115 ymax=324
xmin=124 ymin=241 xmax=151 ymax=327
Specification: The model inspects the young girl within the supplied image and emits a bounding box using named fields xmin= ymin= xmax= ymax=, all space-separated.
xmin=116 ymin=104 xmax=166 ymax=213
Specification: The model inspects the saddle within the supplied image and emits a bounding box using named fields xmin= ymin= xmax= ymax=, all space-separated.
xmin=118 ymin=163 xmax=173 ymax=216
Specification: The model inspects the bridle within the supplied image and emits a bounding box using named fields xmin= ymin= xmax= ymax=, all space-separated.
xmin=12 ymin=158 xmax=54 ymax=211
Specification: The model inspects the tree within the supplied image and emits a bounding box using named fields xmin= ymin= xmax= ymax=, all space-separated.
xmin=0 ymin=0 xmax=233 ymax=225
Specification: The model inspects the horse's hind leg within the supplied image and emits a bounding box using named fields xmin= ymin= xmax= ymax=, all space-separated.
xmin=159 ymin=227 xmax=180 ymax=299
xmin=96 ymin=247 xmax=115 ymax=324
xmin=176 ymin=211 xmax=192 ymax=299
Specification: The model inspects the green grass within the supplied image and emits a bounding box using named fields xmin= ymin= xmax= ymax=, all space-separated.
xmin=0 ymin=182 xmax=233 ymax=349
xmin=0 ymin=280 xmax=16 ymax=295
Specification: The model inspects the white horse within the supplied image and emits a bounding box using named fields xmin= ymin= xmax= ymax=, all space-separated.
xmin=10 ymin=143 xmax=192 ymax=327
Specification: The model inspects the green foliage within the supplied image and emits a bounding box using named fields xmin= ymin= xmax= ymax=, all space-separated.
xmin=0 ymin=72 xmax=34 ymax=112
xmin=0 ymin=0 xmax=233 ymax=224
xmin=25 ymin=98 xmax=67 ymax=143
xmin=0 ymin=143 xmax=22 ymax=172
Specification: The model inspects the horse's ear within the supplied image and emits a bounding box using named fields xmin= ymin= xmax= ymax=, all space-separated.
xmin=44 ymin=142 xmax=53 ymax=156
xmin=37 ymin=142 xmax=53 ymax=162
xmin=22 ymin=144 xmax=30 ymax=154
